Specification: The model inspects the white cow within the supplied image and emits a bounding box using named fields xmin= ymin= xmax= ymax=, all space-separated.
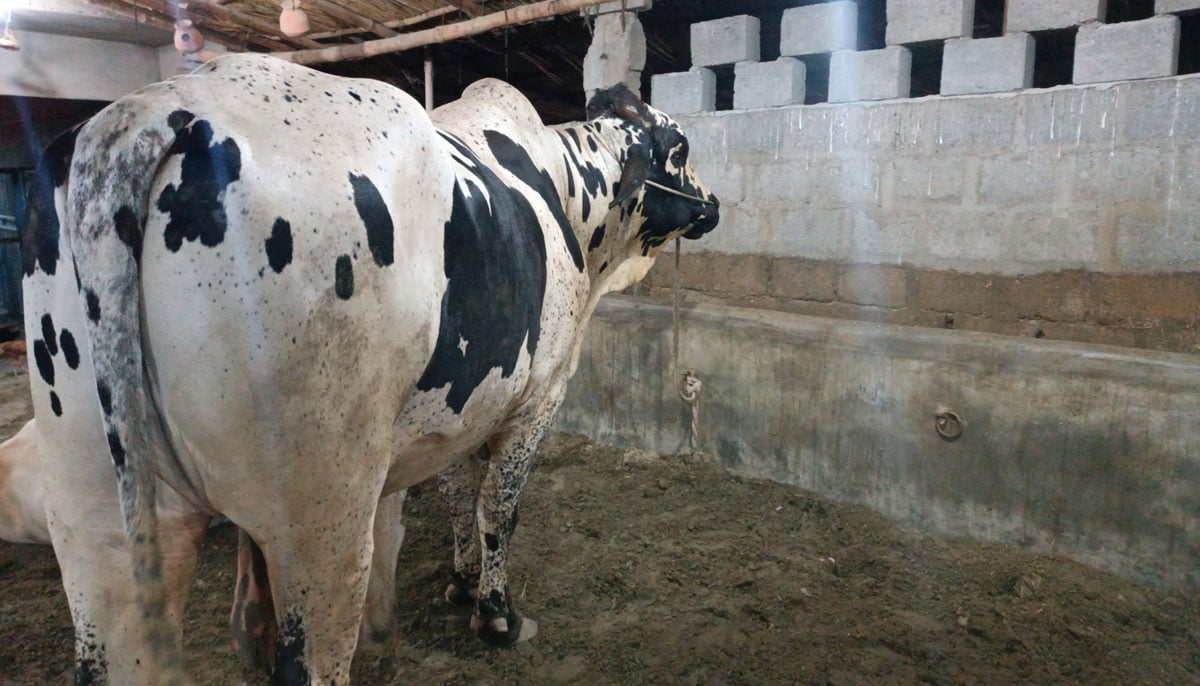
xmin=25 ymin=53 xmax=717 ymax=684
xmin=0 ymin=417 xmax=403 ymax=674
xmin=0 ymin=420 xmax=49 ymax=544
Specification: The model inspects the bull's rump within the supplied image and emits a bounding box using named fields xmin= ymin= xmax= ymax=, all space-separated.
xmin=101 ymin=55 xmax=452 ymax=512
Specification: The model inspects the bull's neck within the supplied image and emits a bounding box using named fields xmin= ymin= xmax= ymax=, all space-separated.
xmin=553 ymin=120 xmax=633 ymax=283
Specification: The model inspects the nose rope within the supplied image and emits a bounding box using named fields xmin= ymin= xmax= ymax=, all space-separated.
xmin=644 ymin=179 xmax=716 ymax=205
xmin=672 ymin=237 xmax=703 ymax=452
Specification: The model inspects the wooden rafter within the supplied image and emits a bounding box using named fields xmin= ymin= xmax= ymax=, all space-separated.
xmin=276 ymin=0 xmax=618 ymax=64
xmin=442 ymin=0 xmax=484 ymax=18
xmin=306 ymin=0 xmax=398 ymax=37
xmin=306 ymin=3 xmax=483 ymax=43
xmin=82 ymin=0 xmax=251 ymax=50
xmin=187 ymin=0 xmax=326 ymax=49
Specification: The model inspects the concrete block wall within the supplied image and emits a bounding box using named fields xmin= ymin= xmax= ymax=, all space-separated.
xmin=1005 ymin=0 xmax=1105 ymax=33
xmin=638 ymin=74 xmax=1200 ymax=354
xmin=650 ymin=68 xmax=715 ymax=115
xmin=942 ymin=34 xmax=1035 ymax=95
xmin=690 ymin=15 xmax=760 ymax=68
xmin=1157 ymin=0 xmax=1200 ymax=13
xmin=734 ymin=59 xmax=806 ymax=110
xmin=651 ymin=0 xmax=1194 ymax=115
xmin=779 ymin=1 xmax=857 ymax=57
xmin=829 ymin=46 xmax=912 ymax=103
xmin=1074 ymin=16 xmax=1182 ymax=84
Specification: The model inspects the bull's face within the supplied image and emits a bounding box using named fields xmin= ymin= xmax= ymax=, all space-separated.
xmin=587 ymin=86 xmax=720 ymax=257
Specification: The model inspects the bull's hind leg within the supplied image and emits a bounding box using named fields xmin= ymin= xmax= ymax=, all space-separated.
xmin=231 ymin=488 xmax=406 ymax=673
xmin=44 ymin=471 xmax=209 ymax=685
xmin=358 ymin=489 xmax=407 ymax=646
xmin=254 ymin=488 xmax=381 ymax=685
xmin=231 ymin=529 xmax=278 ymax=674
xmin=437 ymin=446 xmax=488 ymax=606
xmin=472 ymin=407 xmax=560 ymax=646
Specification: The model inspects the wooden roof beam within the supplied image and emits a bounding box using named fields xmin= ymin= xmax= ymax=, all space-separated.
xmin=98 ymin=0 xmax=292 ymax=51
xmin=305 ymin=0 xmax=399 ymax=38
xmin=183 ymin=0 xmax=326 ymax=49
xmin=443 ymin=0 xmax=484 ymax=18
xmin=306 ymin=4 xmax=467 ymax=42
xmin=277 ymin=0 xmax=621 ymax=65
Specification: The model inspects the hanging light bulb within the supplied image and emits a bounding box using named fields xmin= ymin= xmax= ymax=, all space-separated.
xmin=279 ymin=0 xmax=310 ymax=38
xmin=0 ymin=10 xmax=19 ymax=51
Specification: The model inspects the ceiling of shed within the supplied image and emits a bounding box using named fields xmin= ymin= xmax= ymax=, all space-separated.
xmin=4 ymin=0 xmax=1193 ymax=125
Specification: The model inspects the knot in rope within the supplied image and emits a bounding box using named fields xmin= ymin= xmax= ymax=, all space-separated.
xmin=678 ymin=369 xmax=702 ymax=450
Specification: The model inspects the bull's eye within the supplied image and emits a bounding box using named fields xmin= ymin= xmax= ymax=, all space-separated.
xmin=669 ymin=151 xmax=685 ymax=168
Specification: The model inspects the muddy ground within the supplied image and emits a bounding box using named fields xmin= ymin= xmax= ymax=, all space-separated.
xmin=0 ymin=359 xmax=1197 ymax=685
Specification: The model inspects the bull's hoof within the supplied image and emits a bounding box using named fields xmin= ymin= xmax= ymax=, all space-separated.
xmin=444 ymin=571 xmax=479 ymax=608
xmin=471 ymin=610 xmax=538 ymax=647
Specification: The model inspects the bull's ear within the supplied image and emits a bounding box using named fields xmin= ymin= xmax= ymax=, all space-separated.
xmin=587 ymin=84 xmax=651 ymax=127
xmin=610 ymin=144 xmax=650 ymax=209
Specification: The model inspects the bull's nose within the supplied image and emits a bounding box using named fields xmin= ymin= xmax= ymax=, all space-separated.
xmin=685 ymin=197 xmax=719 ymax=239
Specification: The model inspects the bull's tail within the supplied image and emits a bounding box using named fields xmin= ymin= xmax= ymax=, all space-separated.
xmin=65 ymin=98 xmax=192 ymax=686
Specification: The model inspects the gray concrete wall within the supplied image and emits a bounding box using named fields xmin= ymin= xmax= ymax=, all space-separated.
xmin=677 ymin=74 xmax=1200 ymax=276
xmin=639 ymin=74 xmax=1200 ymax=354
xmin=556 ymin=297 xmax=1200 ymax=588
xmin=0 ymin=31 xmax=161 ymax=101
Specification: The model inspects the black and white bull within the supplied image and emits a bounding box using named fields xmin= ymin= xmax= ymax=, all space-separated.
xmin=24 ymin=53 xmax=717 ymax=684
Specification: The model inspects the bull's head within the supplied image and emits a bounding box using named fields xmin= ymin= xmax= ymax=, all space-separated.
xmin=586 ymin=85 xmax=720 ymax=258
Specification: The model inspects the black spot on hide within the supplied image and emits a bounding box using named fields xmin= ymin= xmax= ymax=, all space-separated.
xmin=33 ymin=339 xmax=54 ymax=386
xmin=334 ymin=255 xmax=354 ymax=300
xmin=485 ymin=130 xmax=583 ymax=272
xmin=273 ymin=612 xmax=311 ymax=686
xmin=97 ymin=380 xmax=112 ymax=415
xmin=60 ymin=329 xmax=80 ymax=369
xmin=106 ymin=431 xmax=126 ymax=469
xmin=41 ymin=314 xmax=57 ymax=356
xmin=114 ymin=205 xmax=143 ymax=264
xmin=348 ymin=174 xmax=394 ymax=267
xmin=416 ymin=133 xmax=549 ymax=414
xmin=21 ymin=127 xmax=79 ymax=277
xmin=265 ymin=218 xmax=293 ymax=274
xmin=158 ymin=119 xmax=242 ymax=252
xmin=85 ymin=289 xmax=101 ymax=323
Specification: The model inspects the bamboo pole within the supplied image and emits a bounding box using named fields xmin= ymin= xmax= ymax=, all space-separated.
xmin=275 ymin=0 xmax=614 ymax=65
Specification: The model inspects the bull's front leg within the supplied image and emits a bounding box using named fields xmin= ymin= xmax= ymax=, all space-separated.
xmin=471 ymin=411 xmax=555 ymax=646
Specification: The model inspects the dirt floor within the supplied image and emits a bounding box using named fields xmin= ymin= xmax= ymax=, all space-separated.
xmin=0 ymin=359 xmax=1197 ymax=685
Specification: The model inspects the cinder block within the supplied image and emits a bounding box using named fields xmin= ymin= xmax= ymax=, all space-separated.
xmin=1074 ymin=15 xmax=1181 ymax=84
xmin=886 ymin=0 xmax=973 ymax=45
xmin=828 ymin=47 xmax=912 ymax=103
xmin=941 ymin=34 xmax=1035 ymax=95
xmin=1156 ymin=0 xmax=1200 ymax=14
xmin=691 ymin=15 xmax=760 ymax=68
xmin=1006 ymin=0 xmax=1105 ymax=33
xmin=650 ymin=68 xmax=716 ymax=115
xmin=734 ymin=58 xmax=806 ymax=109
xmin=583 ymin=11 xmax=647 ymax=98
xmin=780 ymin=1 xmax=857 ymax=57
xmin=591 ymin=0 xmax=652 ymax=14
